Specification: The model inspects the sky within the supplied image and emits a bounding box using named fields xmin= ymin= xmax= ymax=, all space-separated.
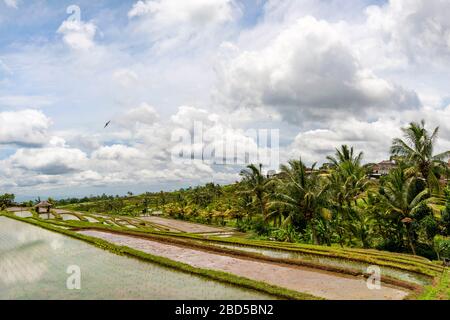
xmin=1 ymin=0 xmax=450 ymax=201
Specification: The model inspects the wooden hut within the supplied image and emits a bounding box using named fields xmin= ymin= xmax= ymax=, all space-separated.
xmin=35 ymin=201 xmax=52 ymax=214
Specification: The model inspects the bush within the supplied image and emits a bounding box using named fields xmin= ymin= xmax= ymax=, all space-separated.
xmin=253 ymin=217 xmax=271 ymax=236
xmin=415 ymin=242 xmax=437 ymax=260
xmin=376 ymin=238 xmax=405 ymax=253
xmin=434 ymin=235 xmax=450 ymax=260
xmin=270 ymin=226 xmax=300 ymax=243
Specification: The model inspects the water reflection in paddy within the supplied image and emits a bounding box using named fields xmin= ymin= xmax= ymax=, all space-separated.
xmin=0 ymin=217 xmax=275 ymax=300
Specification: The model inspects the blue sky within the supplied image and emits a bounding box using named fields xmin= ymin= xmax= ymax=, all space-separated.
xmin=1 ymin=0 xmax=449 ymax=201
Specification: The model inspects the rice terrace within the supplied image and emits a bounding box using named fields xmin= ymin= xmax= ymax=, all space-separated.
xmin=1 ymin=0 xmax=450 ymax=312
xmin=2 ymin=119 xmax=450 ymax=301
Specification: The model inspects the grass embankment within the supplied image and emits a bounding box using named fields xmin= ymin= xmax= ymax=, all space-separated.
xmin=418 ymin=269 xmax=450 ymax=300
xmin=0 ymin=212 xmax=320 ymax=300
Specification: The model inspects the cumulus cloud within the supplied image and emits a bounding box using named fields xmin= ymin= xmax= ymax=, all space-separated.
xmin=216 ymin=16 xmax=420 ymax=124
xmin=171 ymin=105 xmax=217 ymax=130
xmin=287 ymin=117 xmax=403 ymax=165
xmin=365 ymin=0 xmax=450 ymax=66
xmin=7 ymin=147 xmax=88 ymax=175
xmin=117 ymin=103 xmax=159 ymax=127
xmin=57 ymin=19 xmax=97 ymax=50
xmin=0 ymin=109 xmax=51 ymax=146
xmin=2 ymin=0 xmax=450 ymax=197
xmin=91 ymin=145 xmax=144 ymax=161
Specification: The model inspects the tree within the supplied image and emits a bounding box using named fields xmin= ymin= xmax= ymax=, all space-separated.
xmin=271 ymin=159 xmax=328 ymax=245
xmin=441 ymin=186 xmax=450 ymax=236
xmin=378 ymin=167 xmax=431 ymax=255
xmin=326 ymin=145 xmax=370 ymax=246
xmin=391 ymin=120 xmax=450 ymax=192
xmin=0 ymin=193 xmax=15 ymax=209
xmin=239 ymin=164 xmax=272 ymax=217
xmin=326 ymin=145 xmax=364 ymax=168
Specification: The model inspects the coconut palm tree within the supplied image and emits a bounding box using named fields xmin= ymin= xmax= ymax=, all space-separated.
xmin=239 ymin=164 xmax=271 ymax=217
xmin=391 ymin=120 xmax=450 ymax=192
xmin=378 ymin=166 xmax=431 ymax=255
xmin=325 ymin=145 xmax=371 ymax=246
xmin=271 ymin=159 xmax=328 ymax=245
xmin=326 ymin=145 xmax=364 ymax=168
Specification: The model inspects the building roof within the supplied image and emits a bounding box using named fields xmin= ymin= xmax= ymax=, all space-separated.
xmin=377 ymin=160 xmax=396 ymax=165
xmin=35 ymin=201 xmax=52 ymax=207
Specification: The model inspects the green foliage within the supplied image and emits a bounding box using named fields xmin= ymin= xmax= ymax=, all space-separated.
xmin=433 ymin=235 xmax=450 ymax=260
xmin=0 ymin=193 xmax=15 ymax=209
xmin=442 ymin=186 xmax=450 ymax=235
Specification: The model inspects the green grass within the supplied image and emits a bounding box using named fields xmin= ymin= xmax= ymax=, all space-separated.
xmin=418 ymin=269 xmax=450 ymax=300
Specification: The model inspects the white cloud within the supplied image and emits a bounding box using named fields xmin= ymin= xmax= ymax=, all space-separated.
xmin=128 ymin=0 xmax=240 ymax=51
xmin=91 ymin=145 xmax=144 ymax=161
xmin=0 ymin=95 xmax=55 ymax=109
xmin=365 ymin=0 xmax=450 ymax=66
xmin=171 ymin=105 xmax=217 ymax=130
xmin=0 ymin=109 xmax=51 ymax=146
xmin=128 ymin=0 xmax=236 ymax=25
xmin=113 ymin=68 xmax=139 ymax=87
xmin=57 ymin=20 xmax=97 ymax=50
xmin=7 ymin=147 xmax=88 ymax=175
xmin=287 ymin=117 xmax=403 ymax=165
xmin=117 ymin=103 xmax=159 ymax=127
xmin=0 ymin=59 xmax=12 ymax=77
xmin=3 ymin=0 xmax=18 ymax=9
xmin=216 ymin=16 xmax=420 ymax=124
xmin=2 ymin=0 xmax=450 ymax=197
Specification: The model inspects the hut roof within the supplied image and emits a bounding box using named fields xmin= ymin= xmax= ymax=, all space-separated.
xmin=35 ymin=201 xmax=52 ymax=207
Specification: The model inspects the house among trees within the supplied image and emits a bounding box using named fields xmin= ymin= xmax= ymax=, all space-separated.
xmin=35 ymin=200 xmax=52 ymax=213
xmin=371 ymin=160 xmax=397 ymax=178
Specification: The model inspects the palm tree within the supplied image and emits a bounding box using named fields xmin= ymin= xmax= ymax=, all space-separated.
xmin=326 ymin=145 xmax=364 ymax=168
xmin=391 ymin=120 xmax=450 ymax=192
xmin=239 ymin=164 xmax=271 ymax=217
xmin=378 ymin=167 xmax=431 ymax=255
xmin=325 ymin=145 xmax=370 ymax=246
xmin=271 ymin=159 xmax=328 ymax=245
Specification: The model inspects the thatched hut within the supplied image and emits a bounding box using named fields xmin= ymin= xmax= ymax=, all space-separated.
xmin=35 ymin=201 xmax=52 ymax=214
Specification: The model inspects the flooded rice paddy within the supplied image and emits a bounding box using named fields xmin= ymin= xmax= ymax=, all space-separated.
xmin=0 ymin=217 xmax=275 ymax=300
xmin=78 ymin=230 xmax=409 ymax=300
xmin=208 ymin=242 xmax=431 ymax=286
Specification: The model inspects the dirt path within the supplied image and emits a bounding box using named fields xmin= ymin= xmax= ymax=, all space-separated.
xmin=78 ymin=230 xmax=409 ymax=300
xmin=140 ymin=216 xmax=233 ymax=234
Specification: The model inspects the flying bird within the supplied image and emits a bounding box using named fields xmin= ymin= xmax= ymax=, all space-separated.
xmin=104 ymin=120 xmax=111 ymax=128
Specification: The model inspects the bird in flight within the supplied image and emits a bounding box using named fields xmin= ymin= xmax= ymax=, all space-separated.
xmin=104 ymin=120 xmax=111 ymax=128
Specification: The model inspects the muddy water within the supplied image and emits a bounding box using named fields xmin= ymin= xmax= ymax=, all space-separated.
xmin=78 ymin=230 xmax=410 ymax=300
xmin=0 ymin=217 xmax=274 ymax=300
